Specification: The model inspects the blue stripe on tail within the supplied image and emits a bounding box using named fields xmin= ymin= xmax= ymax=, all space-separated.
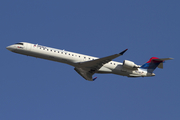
xmin=140 ymin=57 xmax=162 ymax=73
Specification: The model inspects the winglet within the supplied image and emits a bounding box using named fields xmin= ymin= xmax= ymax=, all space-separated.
xmin=93 ymin=77 xmax=97 ymax=81
xmin=119 ymin=49 xmax=128 ymax=55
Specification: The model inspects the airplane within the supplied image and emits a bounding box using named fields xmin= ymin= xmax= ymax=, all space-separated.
xmin=6 ymin=42 xmax=173 ymax=81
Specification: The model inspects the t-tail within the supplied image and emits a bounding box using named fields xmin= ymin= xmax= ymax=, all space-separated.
xmin=140 ymin=57 xmax=173 ymax=73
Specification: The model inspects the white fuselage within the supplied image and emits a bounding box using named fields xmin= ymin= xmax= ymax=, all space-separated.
xmin=6 ymin=42 xmax=154 ymax=78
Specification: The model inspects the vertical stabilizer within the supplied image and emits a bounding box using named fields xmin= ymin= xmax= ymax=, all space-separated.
xmin=140 ymin=57 xmax=173 ymax=73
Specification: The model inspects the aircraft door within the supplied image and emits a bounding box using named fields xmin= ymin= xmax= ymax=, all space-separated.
xmin=26 ymin=43 xmax=32 ymax=51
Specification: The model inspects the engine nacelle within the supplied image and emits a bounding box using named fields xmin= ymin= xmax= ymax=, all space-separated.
xmin=123 ymin=60 xmax=140 ymax=69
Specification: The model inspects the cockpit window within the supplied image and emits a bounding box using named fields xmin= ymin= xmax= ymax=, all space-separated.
xmin=15 ymin=43 xmax=24 ymax=45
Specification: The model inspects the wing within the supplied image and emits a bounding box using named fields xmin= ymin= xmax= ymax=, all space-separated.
xmin=74 ymin=67 xmax=95 ymax=81
xmin=74 ymin=49 xmax=128 ymax=81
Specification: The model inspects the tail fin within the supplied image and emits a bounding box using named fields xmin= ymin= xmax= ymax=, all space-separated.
xmin=140 ymin=57 xmax=173 ymax=73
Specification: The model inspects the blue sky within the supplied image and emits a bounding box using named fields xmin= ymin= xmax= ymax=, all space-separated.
xmin=1 ymin=0 xmax=179 ymax=120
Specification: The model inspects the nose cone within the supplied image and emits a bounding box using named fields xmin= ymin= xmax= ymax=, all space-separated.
xmin=6 ymin=45 xmax=15 ymax=51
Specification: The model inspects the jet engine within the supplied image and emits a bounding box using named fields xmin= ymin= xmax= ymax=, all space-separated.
xmin=123 ymin=60 xmax=140 ymax=69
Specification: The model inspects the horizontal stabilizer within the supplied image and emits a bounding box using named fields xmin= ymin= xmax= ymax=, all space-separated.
xmin=156 ymin=58 xmax=173 ymax=69
xmin=158 ymin=63 xmax=163 ymax=69
xmin=154 ymin=58 xmax=174 ymax=61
